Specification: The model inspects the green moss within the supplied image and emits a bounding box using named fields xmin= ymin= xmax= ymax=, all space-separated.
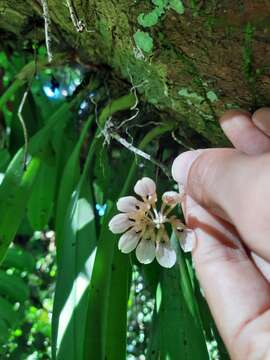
xmin=138 ymin=11 xmax=160 ymax=27
xmin=137 ymin=0 xmax=184 ymax=29
xmin=115 ymin=50 xmax=170 ymax=106
xmin=133 ymin=30 xmax=154 ymax=53
xmin=178 ymin=88 xmax=204 ymax=104
xmin=93 ymin=1 xmax=224 ymax=145
xmin=168 ymin=0 xmax=184 ymax=15
xmin=206 ymin=91 xmax=218 ymax=103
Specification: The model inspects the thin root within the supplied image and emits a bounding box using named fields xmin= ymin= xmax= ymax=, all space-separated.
xmin=41 ymin=0 xmax=53 ymax=62
xmin=171 ymin=131 xmax=194 ymax=150
xmin=18 ymin=90 xmax=29 ymax=170
xmin=66 ymin=0 xmax=94 ymax=33
xmin=110 ymin=132 xmax=171 ymax=179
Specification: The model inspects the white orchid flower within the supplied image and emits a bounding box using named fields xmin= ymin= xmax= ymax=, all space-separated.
xmin=109 ymin=177 xmax=194 ymax=268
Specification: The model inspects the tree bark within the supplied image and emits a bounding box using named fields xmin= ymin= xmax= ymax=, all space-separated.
xmin=1 ymin=0 xmax=270 ymax=145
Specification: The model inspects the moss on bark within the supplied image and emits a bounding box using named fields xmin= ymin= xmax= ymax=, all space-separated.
xmin=1 ymin=0 xmax=270 ymax=145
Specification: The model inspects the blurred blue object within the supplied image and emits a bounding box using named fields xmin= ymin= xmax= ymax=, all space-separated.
xmin=95 ymin=203 xmax=107 ymax=216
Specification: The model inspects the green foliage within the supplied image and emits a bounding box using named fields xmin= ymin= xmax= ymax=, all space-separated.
xmin=134 ymin=30 xmax=154 ymax=53
xmin=27 ymin=151 xmax=57 ymax=230
xmin=138 ymin=11 xmax=160 ymax=28
xmin=137 ymin=0 xmax=184 ymax=28
xmin=0 ymin=47 xmax=227 ymax=360
xmin=52 ymin=121 xmax=97 ymax=360
xmin=206 ymin=90 xmax=218 ymax=103
xmin=168 ymin=0 xmax=185 ymax=14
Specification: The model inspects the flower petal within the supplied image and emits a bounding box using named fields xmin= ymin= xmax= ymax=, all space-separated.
xmin=134 ymin=177 xmax=156 ymax=198
xmin=162 ymin=191 xmax=182 ymax=205
xmin=178 ymin=183 xmax=185 ymax=198
xmin=135 ymin=239 xmax=155 ymax=264
xmin=180 ymin=229 xmax=196 ymax=252
xmin=156 ymin=242 xmax=176 ymax=268
xmin=117 ymin=196 xmax=140 ymax=213
xmin=118 ymin=228 xmax=140 ymax=253
xmin=108 ymin=213 xmax=132 ymax=234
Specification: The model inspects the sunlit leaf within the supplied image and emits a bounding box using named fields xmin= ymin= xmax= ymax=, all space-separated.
xmin=146 ymin=233 xmax=209 ymax=360
xmin=52 ymin=143 xmax=97 ymax=360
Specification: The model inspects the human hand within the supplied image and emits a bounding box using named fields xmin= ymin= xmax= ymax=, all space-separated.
xmin=172 ymin=109 xmax=270 ymax=360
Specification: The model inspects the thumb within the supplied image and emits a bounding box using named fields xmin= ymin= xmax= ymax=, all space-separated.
xmin=172 ymin=149 xmax=270 ymax=261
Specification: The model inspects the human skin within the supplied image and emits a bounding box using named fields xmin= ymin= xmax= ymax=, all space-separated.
xmin=172 ymin=108 xmax=270 ymax=360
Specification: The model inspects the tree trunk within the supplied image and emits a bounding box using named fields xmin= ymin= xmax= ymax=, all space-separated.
xmin=1 ymin=0 xmax=270 ymax=145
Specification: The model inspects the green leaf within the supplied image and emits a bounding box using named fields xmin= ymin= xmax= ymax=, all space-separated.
xmin=147 ymin=234 xmax=208 ymax=360
xmin=152 ymin=0 xmax=168 ymax=7
xmin=0 ymin=271 xmax=29 ymax=303
xmin=0 ymin=296 xmax=20 ymax=327
xmin=169 ymin=0 xmax=185 ymax=14
xmin=0 ymin=99 xmax=76 ymax=263
xmin=206 ymin=90 xmax=218 ymax=102
xmin=84 ymin=123 xmax=173 ymax=360
xmin=55 ymin=117 xmax=93 ymax=252
xmin=52 ymin=145 xmax=97 ymax=360
xmin=1 ymin=246 xmax=35 ymax=272
xmin=27 ymin=149 xmax=57 ymax=230
xmin=105 ymin=249 xmax=131 ymax=360
xmin=134 ymin=31 xmax=154 ymax=53
xmin=0 ymin=149 xmax=10 ymax=172
xmin=138 ymin=11 xmax=159 ymax=27
xmin=0 ymin=153 xmax=41 ymax=261
xmin=0 ymin=319 xmax=9 ymax=342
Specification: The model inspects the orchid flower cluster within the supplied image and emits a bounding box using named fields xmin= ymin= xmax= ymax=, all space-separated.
xmin=108 ymin=177 xmax=195 ymax=268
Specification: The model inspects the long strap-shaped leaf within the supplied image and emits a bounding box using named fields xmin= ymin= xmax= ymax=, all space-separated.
xmin=52 ymin=176 xmax=97 ymax=360
xmin=52 ymin=94 xmax=137 ymax=360
xmin=27 ymin=149 xmax=57 ymax=230
xmin=55 ymin=117 xmax=93 ymax=255
xmin=0 ymin=99 xmax=77 ymax=263
xmin=146 ymin=233 xmax=209 ymax=360
xmin=52 ymin=118 xmax=96 ymax=360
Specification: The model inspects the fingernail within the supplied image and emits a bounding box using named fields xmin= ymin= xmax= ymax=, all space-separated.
xmin=172 ymin=150 xmax=204 ymax=187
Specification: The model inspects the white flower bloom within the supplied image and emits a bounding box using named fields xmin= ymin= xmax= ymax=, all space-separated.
xmin=118 ymin=228 xmax=140 ymax=253
xmin=162 ymin=191 xmax=183 ymax=205
xmin=108 ymin=213 xmax=132 ymax=234
xmin=135 ymin=239 xmax=156 ymax=264
xmin=109 ymin=177 xmax=192 ymax=268
xmin=134 ymin=177 xmax=156 ymax=199
xmin=180 ymin=229 xmax=196 ymax=253
xmin=117 ymin=196 xmax=140 ymax=213
xmin=156 ymin=241 xmax=177 ymax=268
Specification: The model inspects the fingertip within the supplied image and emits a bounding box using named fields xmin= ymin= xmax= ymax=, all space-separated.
xmin=171 ymin=150 xmax=204 ymax=187
xmin=252 ymin=107 xmax=270 ymax=137
xmin=219 ymin=109 xmax=252 ymax=126
xmin=219 ymin=109 xmax=270 ymax=155
xmin=219 ymin=109 xmax=252 ymax=136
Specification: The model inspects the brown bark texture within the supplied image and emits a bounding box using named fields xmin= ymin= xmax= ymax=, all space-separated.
xmin=1 ymin=0 xmax=270 ymax=145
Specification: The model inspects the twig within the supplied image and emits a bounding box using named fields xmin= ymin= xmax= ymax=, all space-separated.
xmin=111 ymin=132 xmax=171 ymax=179
xmin=115 ymin=73 xmax=148 ymax=130
xmin=17 ymin=39 xmax=38 ymax=170
xmin=41 ymin=0 xmax=53 ymax=62
xmin=171 ymin=131 xmax=194 ymax=150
